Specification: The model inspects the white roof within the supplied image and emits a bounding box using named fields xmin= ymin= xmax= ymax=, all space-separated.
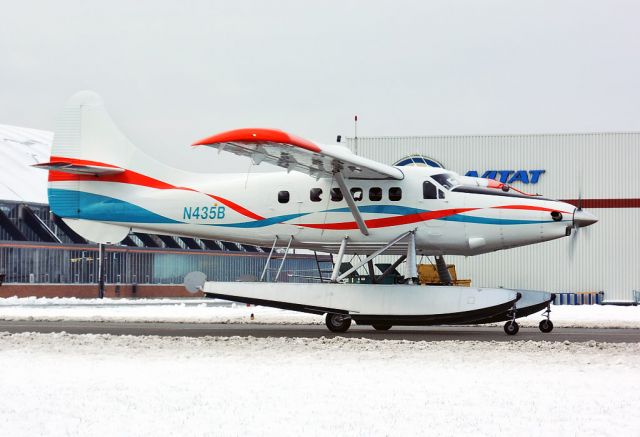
xmin=0 ymin=124 xmax=51 ymax=204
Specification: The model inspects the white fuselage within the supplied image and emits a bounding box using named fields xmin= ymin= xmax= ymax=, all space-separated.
xmin=51 ymin=166 xmax=575 ymax=255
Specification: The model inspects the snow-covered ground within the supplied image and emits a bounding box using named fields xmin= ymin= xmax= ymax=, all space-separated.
xmin=0 ymin=297 xmax=639 ymax=328
xmin=0 ymin=332 xmax=638 ymax=436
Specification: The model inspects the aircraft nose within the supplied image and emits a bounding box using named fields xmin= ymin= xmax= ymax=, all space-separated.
xmin=573 ymin=209 xmax=598 ymax=228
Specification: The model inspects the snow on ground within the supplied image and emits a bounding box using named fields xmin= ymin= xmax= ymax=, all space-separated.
xmin=0 ymin=296 xmax=639 ymax=328
xmin=0 ymin=297 xmax=322 ymax=324
xmin=0 ymin=332 xmax=638 ymax=436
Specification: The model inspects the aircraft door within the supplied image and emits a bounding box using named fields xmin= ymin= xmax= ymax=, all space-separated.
xmin=416 ymin=180 xmax=446 ymax=252
xmin=419 ymin=180 xmax=444 ymax=228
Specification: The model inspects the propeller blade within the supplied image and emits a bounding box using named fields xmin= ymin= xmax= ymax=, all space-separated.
xmin=569 ymin=224 xmax=579 ymax=260
xmin=577 ymin=192 xmax=583 ymax=211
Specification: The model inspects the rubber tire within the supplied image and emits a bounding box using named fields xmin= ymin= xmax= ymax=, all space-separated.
xmin=539 ymin=319 xmax=554 ymax=333
xmin=325 ymin=313 xmax=352 ymax=333
xmin=504 ymin=320 xmax=520 ymax=336
xmin=372 ymin=323 xmax=392 ymax=331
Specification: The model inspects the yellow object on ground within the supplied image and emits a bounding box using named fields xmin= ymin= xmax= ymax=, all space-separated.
xmin=417 ymin=264 xmax=471 ymax=286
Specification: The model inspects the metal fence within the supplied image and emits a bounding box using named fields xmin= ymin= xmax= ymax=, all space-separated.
xmin=0 ymin=242 xmax=328 ymax=285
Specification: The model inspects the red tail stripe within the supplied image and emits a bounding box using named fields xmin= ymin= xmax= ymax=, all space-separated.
xmin=47 ymin=156 xmax=264 ymax=220
xmin=48 ymin=156 xmax=121 ymax=168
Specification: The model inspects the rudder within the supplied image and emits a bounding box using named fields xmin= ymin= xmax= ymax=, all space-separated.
xmin=47 ymin=91 xmax=140 ymax=243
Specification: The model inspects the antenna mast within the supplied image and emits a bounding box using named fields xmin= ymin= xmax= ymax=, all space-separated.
xmin=354 ymin=115 xmax=358 ymax=155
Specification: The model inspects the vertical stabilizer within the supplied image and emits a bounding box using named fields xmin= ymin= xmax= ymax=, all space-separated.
xmin=47 ymin=91 xmax=140 ymax=243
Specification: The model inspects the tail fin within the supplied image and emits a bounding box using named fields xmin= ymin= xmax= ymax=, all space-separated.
xmin=47 ymin=91 xmax=142 ymax=243
xmin=52 ymin=90 xmax=137 ymax=171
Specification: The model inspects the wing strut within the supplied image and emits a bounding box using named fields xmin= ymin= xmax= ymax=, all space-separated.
xmin=334 ymin=172 xmax=369 ymax=236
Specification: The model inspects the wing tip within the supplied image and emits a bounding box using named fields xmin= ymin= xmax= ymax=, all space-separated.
xmin=192 ymin=128 xmax=321 ymax=153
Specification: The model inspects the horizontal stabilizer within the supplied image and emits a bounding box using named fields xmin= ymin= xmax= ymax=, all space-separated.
xmin=33 ymin=160 xmax=125 ymax=176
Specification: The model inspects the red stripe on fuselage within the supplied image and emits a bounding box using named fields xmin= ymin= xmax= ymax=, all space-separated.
xmin=493 ymin=204 xmax=573 ymax=214
xmin=47 ymin=156 xmax=264 ymax=220
xmin=300 ymin=208 xmax=478 ymax=230
xmin=207 ymin=194 xmax=264 ymax=221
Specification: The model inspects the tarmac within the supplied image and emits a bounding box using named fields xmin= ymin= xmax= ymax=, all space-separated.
xmin=0 ymin=320 xmax=638 ymax=342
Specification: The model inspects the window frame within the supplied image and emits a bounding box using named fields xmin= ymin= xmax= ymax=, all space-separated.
xmin=278 ymin=190 xmax=290 ymax=204
xmin=423 ymin=181 xmax=437 ymax=199
xmin=310 ymin=188 xmax=323 ymax=202
xmin=330 ymin=187 xmax=343 ymax=202
xmin=388 ymin=187 xmax=402 ymax=201
xmin=350 ymin=187 xmax=363 ymax=202
xmin=369 ymin=187 xmax=382 ymax=201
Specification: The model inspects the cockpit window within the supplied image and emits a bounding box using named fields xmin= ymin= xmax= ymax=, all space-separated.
xmin=432 ymin=173 xmax=459 ymax=190
xmin=423 ymin=181 xmax=437 ymax=199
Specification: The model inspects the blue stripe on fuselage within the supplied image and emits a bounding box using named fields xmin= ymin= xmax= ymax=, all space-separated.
xmin=47 ymin=189 xmax=556 ymax=228
xmin=48 ymin=189 xmax=180 ymax=224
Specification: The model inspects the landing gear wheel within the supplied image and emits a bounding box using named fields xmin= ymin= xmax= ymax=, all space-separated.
xmin=539 ymin=319 xmax=554 ymax=333
xmin=372 ymin=323 xmax=392 ymax=331
xmin=504 ymin=320 xmax=520 ymax=336
xmin=325 ymin=313 xmax=352 ymax=333
xmin=540 ymin=303 xmax=553 ymax=333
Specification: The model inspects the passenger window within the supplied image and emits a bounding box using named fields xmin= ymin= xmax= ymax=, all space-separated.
xmin=278 ymin=191 xmax=290 ymax=203
xmin=350 ymin=187 xmax=363 ymax=201
xmin=310 ymin=188 xmax=322 ymax=202
xmin=369 ymin=187 xmax=382 ymax=201
xmin=389 ymin=187 xmax=402 ymax=201
xmin=423 ymin=181 xmax=437 ymax=199
xmin=330 ymin=188 xmax=343 ymax=202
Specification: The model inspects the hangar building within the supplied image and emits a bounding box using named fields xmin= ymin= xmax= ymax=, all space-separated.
xmin=348 ymin=132 xmax=639 ymax=302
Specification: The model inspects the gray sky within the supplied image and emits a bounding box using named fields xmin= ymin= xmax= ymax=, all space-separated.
xmin=1 ymin=0 xmax=639 ymax=172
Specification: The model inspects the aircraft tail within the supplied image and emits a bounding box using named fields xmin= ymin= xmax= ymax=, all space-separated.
xmin=43 ymin=91 xmax=166 ymax=243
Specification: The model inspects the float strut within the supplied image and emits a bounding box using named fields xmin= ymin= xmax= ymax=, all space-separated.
xmin=337 ymin=231 xmax=412 ymax=282
xmin=376 ymin=255 xmax=406 ymax=284
xmin=330 ymin=237 xmax=349 ymax=283
xmin=274 ymin=236 xmax=293 ymax=282
xmin=259 ymin=236 xmax=278 ymax=282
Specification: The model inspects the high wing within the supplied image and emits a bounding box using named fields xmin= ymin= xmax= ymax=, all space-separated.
xmin=192 ymin=128 xmax=404 ymax=181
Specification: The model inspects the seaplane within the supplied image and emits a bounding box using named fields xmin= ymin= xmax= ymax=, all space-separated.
xmin=35 ymin=91 xmax=598 ymax=335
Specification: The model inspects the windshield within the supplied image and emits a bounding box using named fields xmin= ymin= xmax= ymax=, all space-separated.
xmin=432 ymin=173 xmax=460 ymax=190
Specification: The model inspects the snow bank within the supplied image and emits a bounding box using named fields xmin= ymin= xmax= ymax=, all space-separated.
xmin=0 ymin=297 xmax=323 ymax=324
xmin=0 ymin=297 xmax=639 ymax=328
xmin=0 ymin=332 xmax=638 ymax=436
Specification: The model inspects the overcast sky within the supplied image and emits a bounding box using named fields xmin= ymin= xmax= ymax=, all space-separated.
xmin=1 ymin=0 xmax=639 ymax=172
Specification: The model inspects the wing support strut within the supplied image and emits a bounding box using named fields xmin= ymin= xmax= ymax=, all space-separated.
xmin=334 ymin=172 xmax=369 ymax=236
